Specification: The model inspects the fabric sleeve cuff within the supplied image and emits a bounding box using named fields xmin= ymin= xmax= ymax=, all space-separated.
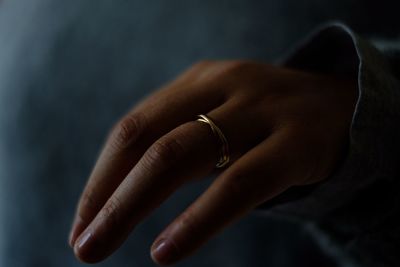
xmin=258 ymin=23 xmax=400 ymax=227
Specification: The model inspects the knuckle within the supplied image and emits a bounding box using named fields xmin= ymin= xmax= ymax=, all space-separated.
xmin=111 ymin=112 xmax=147 ymax=150
xmin=192 ymin=60 xmax=214 ymax=70
xmin=100 ymin=196 xmax=122 ymax=229
xmin=178 ymin=210 xmax=197 ymax=234
xmin=220 ymin=60 xmax=252 ymax=76
xmin=143 ymin=136 xmax=185 ymax=169
xmin=204 ymin=60 xmax=255 ymax=90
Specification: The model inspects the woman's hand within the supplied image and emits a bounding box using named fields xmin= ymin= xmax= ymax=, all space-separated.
xmin=68 ymin=60 xmax=357 ymax=265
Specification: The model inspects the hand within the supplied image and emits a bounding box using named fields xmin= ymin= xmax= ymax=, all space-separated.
xmin=68 ymin=60 xmax=357 ymax=265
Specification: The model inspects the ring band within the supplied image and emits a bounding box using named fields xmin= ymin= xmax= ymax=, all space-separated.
xmin=196 ymin=114 xmax=230 ymax=168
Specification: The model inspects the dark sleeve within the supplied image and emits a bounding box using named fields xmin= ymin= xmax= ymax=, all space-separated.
xmin=256 ymin=23 xmax=400 ymax=267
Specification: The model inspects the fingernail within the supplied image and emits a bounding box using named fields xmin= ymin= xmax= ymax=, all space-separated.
xmin=75 ymin=232 xmax=92 ymax=251
xmin=68 ymin=229 xmax=75 ymax=248
xmin=69 ymin=216 xmax=85 ymax=247
xmin=151 ymin=238 xmax=180 ymax=265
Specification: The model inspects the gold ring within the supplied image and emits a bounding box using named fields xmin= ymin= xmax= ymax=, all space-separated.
xmin=196 ymin=114 xmax=230 ymax=168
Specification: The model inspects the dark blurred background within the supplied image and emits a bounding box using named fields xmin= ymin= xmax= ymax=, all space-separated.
xmin=0 ymin=0 xmax=399 ymax=266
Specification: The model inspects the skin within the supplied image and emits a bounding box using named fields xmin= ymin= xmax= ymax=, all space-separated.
xmin=68 ymin=60 xmax=358 ymax=265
